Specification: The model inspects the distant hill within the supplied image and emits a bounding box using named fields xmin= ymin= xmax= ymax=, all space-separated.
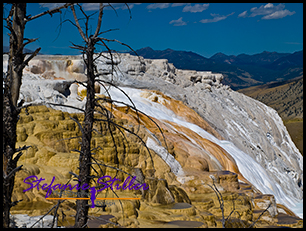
xmin=133 ymin=47 xmax=214 ymax=70
xmin=130 ymin=47 xmax=303 ymax=90
xmin=210 ymin=51 xmax=291 ymax=67
xmin=210 ymin=52 xmax=236 ymax=64
xmin=265 ymin=50 xmax=303 ymax=70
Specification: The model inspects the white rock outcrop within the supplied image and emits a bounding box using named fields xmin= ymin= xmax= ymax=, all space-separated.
xmin=10 ymin=214 xmax=57 ymax=228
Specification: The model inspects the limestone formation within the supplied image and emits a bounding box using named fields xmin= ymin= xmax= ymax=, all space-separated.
xmin=105 ymin=53 xmax=302 ymax=214
xmin=10 ymin=103 xmax=302 ymax=227
xmin=3 ymin=53 xmax=303 ymax=227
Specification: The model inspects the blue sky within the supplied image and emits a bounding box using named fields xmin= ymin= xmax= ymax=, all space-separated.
xmin=3 ymin=3 xmax=303 ymax=57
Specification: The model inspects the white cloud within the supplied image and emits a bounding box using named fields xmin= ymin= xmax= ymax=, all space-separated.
xmin=264 ymin=3 xmax=274 ymax=9
xmin=262 ymin=9 xmax=295 ymax=20
xmin=111 ymin=3 xmax=141 ymax=10
xmin=237 ymin=3 xmax=295 ymax=20
xmin=39 ymin=3 xmax=66 ymax=10
xmin=147 ymin=3 xmax=170 ymax=10
xmin=171 ymin=3 xmax=187 ymax=7
xmin=182 ymin=3 xmax=209 ymax=13
xmin=82 ymin=3 xmax=100 ymax=11
xmin=200 ymin=12 xmax=234 ymax=23
xmin=169 ymin=17 xmax=187 ymax=26
xmin=249 ymin=3 xmax=285 ymax=17
xmin=248 ymin=3 xmax=295 ymax=20
xmin=238 ymin=10 xmax=248 ymax=18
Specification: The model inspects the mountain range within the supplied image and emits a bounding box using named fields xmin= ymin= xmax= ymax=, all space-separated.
xmin=129 ymin=47 xmax=303 ymax=90
xmin=3 ymin=45 xmax=302 ymax=90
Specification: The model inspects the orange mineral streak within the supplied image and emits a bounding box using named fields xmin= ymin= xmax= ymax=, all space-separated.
xmin=140 ymin=90 xmax=224 ymax=140
xmin=98 ymin=89 xmax=250 ymax=184
xmin=165 ymin=122 xmax=250 ymax=184
xmin=53 ymin=77 xmax=66 ymax=80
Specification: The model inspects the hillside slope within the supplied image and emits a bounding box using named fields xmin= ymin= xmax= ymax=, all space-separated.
xmin=238 ymin=77 xmax=303 ymax=120
xmin=238 ymin=77 xmax=303 ymax=154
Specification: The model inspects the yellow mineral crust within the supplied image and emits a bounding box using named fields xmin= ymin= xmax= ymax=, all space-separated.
xmin=11 ymin=90 xmax=301 ymax=227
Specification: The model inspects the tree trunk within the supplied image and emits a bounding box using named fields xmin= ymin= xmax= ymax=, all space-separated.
xmin=74 ymin=39 xmax=96 ymax=228
xmin=8 ymin=4 xmax=27 ymax=107
xmin=3 ymin=94 xmax=19 ymax=228
xmin=3 ymin=3 xmax=79 ymax=228
xmin=3 ymin=3 xmax=26 ymax=228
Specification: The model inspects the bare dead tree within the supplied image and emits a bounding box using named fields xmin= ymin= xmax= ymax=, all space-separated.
xmin=68 ymin=4 xmax=133 ymax=227
xmin=2 ymin=3 xmax=74 ymax=228
xmin=68 ymin=4 xmax=101 ymax=227
xmin=67 ymin=3 xmax=167 ymax=227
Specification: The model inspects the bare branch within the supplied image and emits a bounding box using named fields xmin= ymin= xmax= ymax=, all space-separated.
xmin=15 ymin=47 xmax=41 ymax=73
xmin=14 ymin=38 xmax=39 ymax=56
xmin=96 ymin=28 xmax=119 ymax=37
xmin=93 ymin=3 xmax=104 ymax=38
xmin=17 ymin=101 xmax=45 ymax=113
xmin=51 ymin=177 xmax=73 ymax=228
xmin=71 ymin=149 xmax=84 ymax=155
xmin=3 ymin=165 xmax=23 ymax=181
xmin=206 ymin=181 xmax=225 ymax=228
xmin=29 ymin=203 xmax=61 ymax=228
xmin=97 ymin=39 xmax=115 ymax=74
xmin=96 ymin=37 xmax=141 ymax=62
xmin=248 ymin=202 xmax=272 ymax=228
xmin=4 ymin=4 xmax=14 ymax=25
xmin=69 ymin=171 xmax=79 ymax=178
xmin=97 ymin=92 xmax=169 ymax=152
xmin=225 ymin=198 xmax=236 ymax=221
xmin=76 ymin=4 xmax=90 ymax=38
xmin=90 ymin=158 xmax=145 ymax=187
xmin=94 ymin=117 xmax=155 ymax=169
xmin=15 ymin=145 xmax=31 ymax=153
xmin=106 ymin=3 xmax=118 ymax=17
xmin=95 ymin=79 xmax=140 ymax=124
xmin=69 ymin=116 xmax=85 ymax=135
xmin=11 ymin=199 xmax=23 ymax=207
xmin=58 ymin=18 xmax=79 ymax=30
xmin=26 ymin=3 xmax=74 ymax=22
xmin=12 ymin=151 xmax=24 ymax=164
xmin=125 ymin=3 xmax=133 ymax=21
xmin=70 ymin=4 xmax=87 ymax=42
xmin=70 ymin=42 xmax=86 ymax=51
xmin=23 ymin=37 xmax=38 ymax=45
xmin=47 ymin=102 xmax=85 ymax=113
